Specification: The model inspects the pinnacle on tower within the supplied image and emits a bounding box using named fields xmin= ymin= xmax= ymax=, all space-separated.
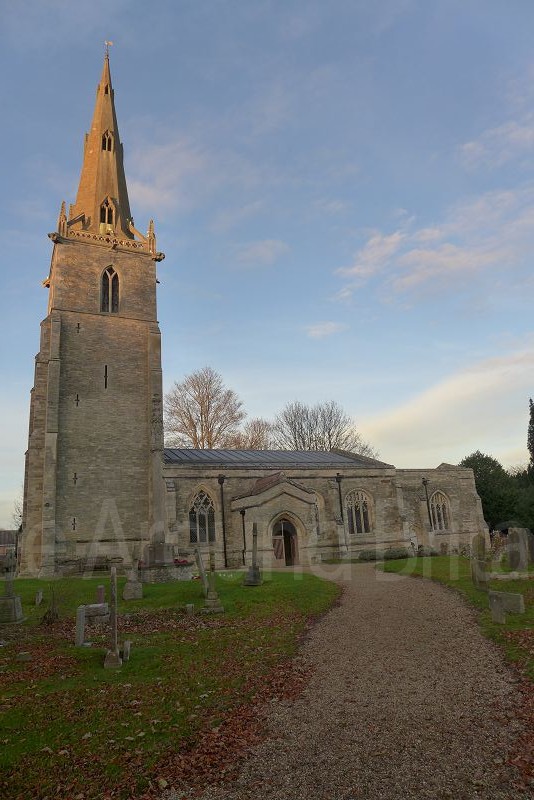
xmin=68 ymin=53 xmax=133 ymax=239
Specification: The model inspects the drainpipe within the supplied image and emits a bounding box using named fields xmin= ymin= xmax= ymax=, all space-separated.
xmin=335 ymin=473 xmax=344 ymax=521
xmin=422 ymin=478 xmax=433 ymax=530
xmin=218 ymin=475 xmax=228 ymax=568
xmin=240 ymin=508 xmax=246 ymax=566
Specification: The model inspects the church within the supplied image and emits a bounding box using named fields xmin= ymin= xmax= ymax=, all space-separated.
xmin=20 ymin=56 xmax=486 ymax=576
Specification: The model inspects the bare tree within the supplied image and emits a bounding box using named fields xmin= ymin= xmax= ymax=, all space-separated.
xmin=272 ymin=400 xmax=378 ymax=457
xmin=224 ymin=417 xmax=274 ymax=449
xmin=12 ymin=487 xmax=23 ymax=531
xmin=164 ymin=367 xmax=246 ymax=448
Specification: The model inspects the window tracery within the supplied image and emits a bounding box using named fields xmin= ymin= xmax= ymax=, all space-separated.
xmin=345 ymin=490 xmax=372 ymax=535
xmin=101 ymin=266 xmax=119 ymax=313
xmin=430 ymin=491 xmax=450 ymax=531
xmin=189 ymin=491 xmax=216 ymax=544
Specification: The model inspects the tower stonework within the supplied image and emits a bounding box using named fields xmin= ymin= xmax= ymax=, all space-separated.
xmin=21 ymin=55 xmax=166 ymax=576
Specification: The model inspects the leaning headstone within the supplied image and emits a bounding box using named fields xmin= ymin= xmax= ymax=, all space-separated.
xmin=201 ymin=551 xmax=224 ymax=614
xmin=244 ymin=523 xmax=262 ymax=586
xmin=0 ymin=551 xmax=24 ymax=625
xmin=194 ymin=547 xmax=209 ymax=599
xmin=471 ymin=533 xmax=489 ymax=591
xmin=508 ymin=528 xmax=529 ymax=572
xmin=104 ymin=566 xmax=122 ymax=669
xmin=96 ymin=585 xmax=106 ymax=604
xmin=123 ymin=564 xmax=143 ymax=601
xmin=489 ymin=590 xmax=525 ymax=615
xmin=488 ymin=592 xmax=506 ymax=624
xmin=75 ymin=605 xmax=86 ymax=647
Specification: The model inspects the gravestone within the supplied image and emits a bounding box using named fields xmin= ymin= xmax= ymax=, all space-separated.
xmin=244 ymin=523 xmax=263 ymax=586
xmin=85 ymin=602 xmax=110 ymax=626
xmin=35 ymin=590 xmax=43 ymax=606
xmin=123 ymin=564 xmax=143 ymax=601
xmin=104 ymin=566 xmax=122 ymax=669
xmin=0 ymin=551 xmax=24 ymax=625
xmin=527 ymin=529 xmax=534 ymax=563
xmin=489 ymin=590 xmax=525 ymax=615
xmin=75 ymin=605 xmax=86 ymax=647
xmin=507 ymin=528 xmax=530 ymax=572
xmin=471 ymin=533 xmax=489 ymax=591
xmin=96 ymin=585 xmax=106 ymax=604
xmin=122 ymin=640 xmax=131 ymax=663
xmin=201 ymin=551 xmax=224 ymax=614
xmin=186 ymin=603 xmax=195 ymax=615
xmin=194 ymin=547 xmax=209 ymax=599
xmin=488 ymin=592 xmax=507 ymax=624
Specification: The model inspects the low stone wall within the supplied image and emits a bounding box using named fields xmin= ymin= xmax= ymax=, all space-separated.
xmin=139 ymin=563 xmax=193 ymax=584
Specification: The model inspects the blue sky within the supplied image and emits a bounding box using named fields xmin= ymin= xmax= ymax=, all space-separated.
xmin=1 ymin=0 xmax=534 ymax=526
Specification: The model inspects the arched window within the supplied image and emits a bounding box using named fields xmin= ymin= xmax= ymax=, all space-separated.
xmin=101 ymin=267 xmax=119 ymax=313
xmin=100 ymin=198 xmax=113 ymax=226
xmin=189 ymin=491 xmax=216 ymax=544
xmin=101 ymin=131 xmax=113 ymax=151
xmin=430 ymin=491 xmax=450 ymax=531
xmin=345 ymin=490 xmax=372 ymax=535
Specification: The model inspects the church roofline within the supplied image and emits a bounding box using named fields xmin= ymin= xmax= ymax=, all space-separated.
xmin=163 ymin=448 xmax=395 ymax=469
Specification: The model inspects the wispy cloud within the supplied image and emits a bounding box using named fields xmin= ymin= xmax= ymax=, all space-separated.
xmin=360 ymin=346 xmax=534 ymax=469
xmin=233 ymin=239 xmax=289 ymax=267
xmin=305 ymin=321 xmax=348 ymax=339
xmin=336 ymin=185 xmax=534 ymax=299
xmin=459 ymin=118 xmax=534 ymax=169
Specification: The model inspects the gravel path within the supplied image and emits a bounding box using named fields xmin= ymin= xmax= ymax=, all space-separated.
xmin=183 ymin=565 xmax=529 ymax=800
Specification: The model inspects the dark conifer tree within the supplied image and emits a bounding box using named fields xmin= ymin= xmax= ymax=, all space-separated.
xmin=528 ymin=398 xmax=534 ymax=468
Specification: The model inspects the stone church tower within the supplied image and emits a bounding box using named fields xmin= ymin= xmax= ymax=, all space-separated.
xmin=20 ymin=55 xmax=166 ymax=576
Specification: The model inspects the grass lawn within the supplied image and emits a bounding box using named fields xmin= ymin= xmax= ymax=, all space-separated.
xmin=0 ymin=571 xmax=339 ymax=800
xmin=380 ymin=556 xmax=534 ymax=680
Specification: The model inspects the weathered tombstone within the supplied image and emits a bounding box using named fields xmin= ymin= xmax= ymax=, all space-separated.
xmin=85 ymin=602 xmax=110 ymax=626
xmin=186 ymin=603 xmax=195 ymax=615
xmin=0 ymin=551 xmax=24 ymax=625
xmin=75 ymin=605 xmax=86 ymax=647
xmin=527 ymin=529 xmax=534 ymax=564
xmin=123 ymin=564 xmax=143 ymax=601
xmin=488 ymin=592 xmax=506 ymax=624
xmin=201 ymin=551 xmax=224 ymax=614
xmin=489 ymin=590 xmax=525 ymax=615
xmin=508 ymin=528 xmax=529 ymax=572
xmin=96 ymin=585 xmax=105 ymax=604
xmin=122 ymin=640 xmax=131 ymax=663
xmin=35 ymin=590 xmax=43 ymax=606
xmin=104 ymin=566 xmax=122 ymax=669
xmin=471 ymin=533 xmax=489 ymax=591
xmin=244 ymin=523 xmax=263 ymax=586
xmin=194 ymin=547 xmax=209 ymax=599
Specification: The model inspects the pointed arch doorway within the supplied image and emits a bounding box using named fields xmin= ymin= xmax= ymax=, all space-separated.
xmin=272 ymin=519 xmax=299 ymax=566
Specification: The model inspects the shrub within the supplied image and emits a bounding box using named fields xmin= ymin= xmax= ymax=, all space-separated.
xmin=383 ymin=547 xmax=411 ymax=560
xmin=417 ymin=545 xmax=439 ymax=557
xmin=358 ymin=549 xmax=379 ymax=561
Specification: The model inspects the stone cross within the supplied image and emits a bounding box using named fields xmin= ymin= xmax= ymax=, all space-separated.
xmin=194 ymin=547 xmax=209 ymax=599
xmin=244 ymin=522 xmax=262 ymax=586
xmin=104 ymin=566 xmax=122 ymax=668
xmin=471 ymin=533 xmax=489 ymax=591
xmin=201 ymin=551 xmax=224 ymax=614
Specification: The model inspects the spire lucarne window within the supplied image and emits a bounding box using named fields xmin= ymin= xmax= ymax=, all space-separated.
xmin=101 ymin=130 xmax=113 ymax=151
xmin=101 ymin=267 xmax=119 ymax=313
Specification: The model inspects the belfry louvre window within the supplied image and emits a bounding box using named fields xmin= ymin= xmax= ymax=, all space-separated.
xmin=101 ymin=267 xmax=119 ymax=313
xmin=346 ymin=490 xmax=372 ymax=535
xmin=430 ymin=491 xmax=450 ymax=531
xmin=189 ymin=491 xmax=216 ymax=544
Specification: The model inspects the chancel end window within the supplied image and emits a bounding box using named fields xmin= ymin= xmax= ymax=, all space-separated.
xmin=101 ymin=267 xmax=119 ymax=313
xmin=430 ymin=491 xmax=451 ymax=531
xmin=189 ymin=491 xmax=216 ymax=544
xmin=346 ymin=490 xmax=372 ymax=535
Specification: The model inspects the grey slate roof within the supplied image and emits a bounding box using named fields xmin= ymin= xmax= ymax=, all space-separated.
xmin=0 ymin=530 xmax=18 ymax=546
xmin=163 ymin=448 xmax=393 ymax=469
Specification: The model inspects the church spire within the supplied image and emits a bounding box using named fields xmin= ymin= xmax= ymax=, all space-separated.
xmin=68 ymin=53 xmax=133 ymax=239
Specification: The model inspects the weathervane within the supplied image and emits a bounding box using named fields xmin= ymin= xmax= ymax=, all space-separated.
xmin=104 ymin=40 xmax=114 ymax=57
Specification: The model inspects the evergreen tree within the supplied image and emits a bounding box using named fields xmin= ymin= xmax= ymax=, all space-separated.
xmin=528 ymin=398 xmax=534 ymax=468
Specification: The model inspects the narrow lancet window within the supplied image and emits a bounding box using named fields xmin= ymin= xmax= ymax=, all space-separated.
xmin=100 ymin=198 xmax=113 ymax=226
xmin=101 ymin=267 xmax=119 ymax=313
